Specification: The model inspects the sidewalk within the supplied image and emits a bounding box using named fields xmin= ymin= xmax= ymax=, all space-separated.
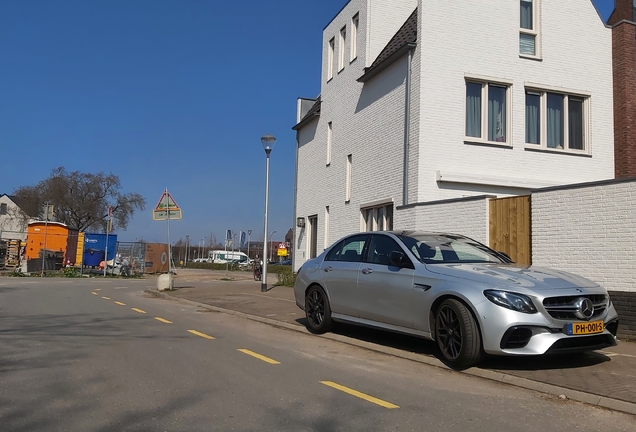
xmin=155 ymin=268 xmax=636 ymax=415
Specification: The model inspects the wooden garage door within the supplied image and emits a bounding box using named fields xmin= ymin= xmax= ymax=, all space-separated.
xmin=489 ymin=196 xmax=531 ymax=265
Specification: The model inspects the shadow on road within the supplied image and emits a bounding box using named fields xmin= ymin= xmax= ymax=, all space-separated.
xmin=295 ymin=318 xmax=612 ymax=372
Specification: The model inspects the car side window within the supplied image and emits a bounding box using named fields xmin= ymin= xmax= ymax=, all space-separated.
xmin=325 ymin=240 xmax=344 ymax=261
xmin=367 ymin=235 xmax=403 ymax=266
xmin=337 ymin=235 xmax=368 ymax=262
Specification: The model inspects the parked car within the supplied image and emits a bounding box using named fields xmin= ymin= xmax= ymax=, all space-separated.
xmin=293 ymin=231 xmax=619 ymax=368
xmin=270 ymin=259 xmax=292 ymax=266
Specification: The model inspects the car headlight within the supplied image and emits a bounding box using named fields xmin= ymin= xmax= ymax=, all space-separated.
xmin=483 ymin=290 xmax=537 ymax=314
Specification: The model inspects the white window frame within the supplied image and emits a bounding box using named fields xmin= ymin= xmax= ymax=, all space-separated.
xmin=327 ymin=37 xmax=335 ymax=81
xmin=350 ymin=13 xmax=359 ymax=62
xmin=324 ymin=206 xmax=330 ymax=249
xmin=345 ymin=154 xmax=352 ymax=202
xmin=338 ymin=26 xmax=346 ymax=72
xmin=361 ymin=203 xmax=393 ymax=232
xmin=464 ymin=76 xmax=512 ymax=147
xmin=520 ymin=0 xmax=541 ymax=59
xmin=327 ymin=122 xmax=332 ymax=166
xmin=524 ymin=84 xmax=591 ymax=155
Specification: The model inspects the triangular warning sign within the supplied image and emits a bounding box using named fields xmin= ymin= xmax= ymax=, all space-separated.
xmin=155 ymin=191 xmax=180 ymax=211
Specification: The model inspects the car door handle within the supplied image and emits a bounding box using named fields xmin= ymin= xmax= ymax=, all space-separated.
xmin=323 ymin=266 xmax=333 ymax=272
xmin=414 ymin=283 xmax=431 ymax=291
xmin=361 ymin=268 xmax=373 ymax=274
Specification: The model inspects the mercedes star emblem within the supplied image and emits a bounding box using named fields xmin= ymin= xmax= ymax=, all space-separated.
xmin=574 ymin=297 xmax=594 ymax=320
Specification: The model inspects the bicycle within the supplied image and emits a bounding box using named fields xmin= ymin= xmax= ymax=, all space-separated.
xmin=253 ymin=264 xmax=262 ymax=281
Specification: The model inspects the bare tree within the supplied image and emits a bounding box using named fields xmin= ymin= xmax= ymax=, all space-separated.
xmin=13 ymin=166 xmax=146 ymax=232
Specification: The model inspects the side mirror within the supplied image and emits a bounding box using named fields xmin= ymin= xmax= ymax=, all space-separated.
xmin=389 ymin=251 xmax=406 ymax=267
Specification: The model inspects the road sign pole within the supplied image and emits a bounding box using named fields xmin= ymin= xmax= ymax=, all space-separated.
xmin=166 ymin=188 xmax=172 ymax=276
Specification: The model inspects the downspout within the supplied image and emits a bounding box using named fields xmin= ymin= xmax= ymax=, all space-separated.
xmin=292 ymin=129 xmax=299 ymax=271
xmin=402 ymin=48 xmax=413 ymax=206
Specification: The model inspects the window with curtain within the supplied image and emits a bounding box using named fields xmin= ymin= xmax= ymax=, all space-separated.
xmin=524 ymin=88 xmax=588 ymax=152
xmin=465 ymin=82 xmax=482 ymax=138
xmin=525 ymin=92 xmax=540 ymax=144
xmin=465 ymin=81 xmax=508 ymax=143
xmin=568 ymin=98 xmax=584 ymax=150
xmin=361 ymin=204 xmax=393 ymax=232
xmin=520 ymin=0 xmax=538 ymax=56
xmin=547 ymin=93 xmax=564 ymax=149
xmin=488 ymin=86 xmax=506 ymax=142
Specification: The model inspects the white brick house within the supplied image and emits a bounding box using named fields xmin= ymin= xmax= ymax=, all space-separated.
xmin=0 ymin=194 xmax=30 ymax=241
xmin=293 ymin=0 xmax=613 ymax=270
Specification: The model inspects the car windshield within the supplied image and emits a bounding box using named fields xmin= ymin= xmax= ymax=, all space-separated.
xmin=397 ymin=233 xmax=507 ymax=264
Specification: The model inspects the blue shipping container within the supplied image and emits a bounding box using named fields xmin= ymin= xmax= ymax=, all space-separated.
xmin=81 ymin=233 xmax=118 ymax=261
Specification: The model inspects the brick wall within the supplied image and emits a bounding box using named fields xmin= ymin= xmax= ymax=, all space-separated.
xmin=608 ymin=291 xmax=636 ymax=340
xmin=611 ymin=18 xmax=636 ymax=178
xmin=532 ymin=179 xmax=636 ymax=339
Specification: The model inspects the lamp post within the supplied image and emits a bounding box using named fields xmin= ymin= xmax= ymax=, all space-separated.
xmin=260 ymin=134 xmax=276 ymax=292
xmin=202 ymin=236 xmax=207 ymax=261
xmin=247 ymin=229 xmax=252 ymax=261
xmin=185 ymin=235 xmax=189 ymax=266
xmin=269 ymin=230 xmax=277 ymax=263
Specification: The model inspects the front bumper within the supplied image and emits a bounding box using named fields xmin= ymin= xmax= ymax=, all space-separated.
xmin=475 ymin=299 xmax=619 ymax=356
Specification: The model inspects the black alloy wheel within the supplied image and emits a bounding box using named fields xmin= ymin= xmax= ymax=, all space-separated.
xmin=435 ymin=298 xmax=483 ymax=369
xmin=305 ymin=286 xmax=332 ymax=334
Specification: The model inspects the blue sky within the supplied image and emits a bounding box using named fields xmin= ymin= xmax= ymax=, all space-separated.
xmin=0 ymin=0 xmax=616 ymax=246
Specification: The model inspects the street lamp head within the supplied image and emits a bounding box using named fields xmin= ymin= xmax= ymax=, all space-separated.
xmin=261 ymin=134 xmax=276 ymax=154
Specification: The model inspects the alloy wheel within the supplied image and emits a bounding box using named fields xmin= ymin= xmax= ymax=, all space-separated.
xmin=437 ymin=304 xmax=463 ymax=360
xmin=307 ymin=289 xmax=325 ymax=327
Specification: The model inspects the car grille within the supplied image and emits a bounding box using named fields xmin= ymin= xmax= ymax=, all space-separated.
xmin=542 ymin=294 xmax=607 ymax=320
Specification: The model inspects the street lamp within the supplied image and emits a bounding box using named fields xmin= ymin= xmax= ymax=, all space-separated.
xmin=269 ymin=230 xmax=277 ymax=263
xmin=185 ymin=235 xmax=189 ymax=266
xmin=261 ymin=134 xmax=276 ymax=292
xmin=247 ymin=229 xmax=252 ymax=261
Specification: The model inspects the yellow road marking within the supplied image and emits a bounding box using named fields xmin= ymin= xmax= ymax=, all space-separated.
xmin=237 ymin=349 xmax=280 ymax=365
xmin=95 ymin=289 xmax=101 ymax=291
xmin=154 ymin=317 xmax=172 ymax=324
xmin=102 ymin=296 xmax=111 ymax=300
xmin=91 ymin=292 xmax=98 ymax=295
xmin=115 ymin=301 xmax=126 ymax=306
xmin=320 ymin=381 xmax=399 ymax=409
xmin=188 ymin=330 xmax=215 ymax=340
xmin=131 ymin=308 xmax=146 ymax=314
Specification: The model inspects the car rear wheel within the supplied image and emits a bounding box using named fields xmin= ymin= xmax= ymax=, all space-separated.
xmin=305 ymin=285 xmax=332 ymax=334
xmin=435 ymin=298 xmax=483 ymax=369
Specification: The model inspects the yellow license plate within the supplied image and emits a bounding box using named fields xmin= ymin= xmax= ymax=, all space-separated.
xmin=567 ymin=320 xmax=604 ymax=335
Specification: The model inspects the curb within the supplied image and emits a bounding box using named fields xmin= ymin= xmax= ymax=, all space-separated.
xmin=145 ymin=289 xmax=636 ymax=417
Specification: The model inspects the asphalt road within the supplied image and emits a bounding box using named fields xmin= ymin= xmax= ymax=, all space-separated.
xmin=1 ymin=277 xmax=634 ymax=431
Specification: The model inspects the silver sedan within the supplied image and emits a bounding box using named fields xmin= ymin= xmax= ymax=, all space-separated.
xmin=293 ymin=231 xmax=619 ymax=368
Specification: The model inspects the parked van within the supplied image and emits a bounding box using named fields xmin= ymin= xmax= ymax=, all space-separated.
xmin=208 ymin=250 xmax=249 ymax=264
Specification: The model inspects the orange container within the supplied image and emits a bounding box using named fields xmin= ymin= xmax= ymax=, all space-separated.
xmin=26 ymin=221 xmax=80 ymax=265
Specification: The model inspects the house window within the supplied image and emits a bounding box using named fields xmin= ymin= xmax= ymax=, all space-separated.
xmin=327 ymin=122 xmax=332 ymax=165
xmin=525 ymin=89 xmax=588 ymax=152
xmin=520 ymin=0 xmax=539 ymax=57
xmin=324 ymin=206 xmax=330 ymax=249
xmin=327 ymin=37 xmax=335 ymax=81
xmin=308 ymin=215 xmax=318 ymax=259
xmin=345 ymin=154 xmax=352 ymax=202
xmin=362 ymin=203 xmax=393 ymax=232
xmin=0 ymin=203 xmax=7 ymax=215
xmin=465 ymin=81 xmax=509 ymax=143
xmin=350 ymin=14 xmax=359 ymax=62
xmin=338 ymin=26 xmax=346 ymax=72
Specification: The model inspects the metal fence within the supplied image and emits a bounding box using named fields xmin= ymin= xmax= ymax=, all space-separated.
xmin=114 ymin=241 xmax=146 ymax=275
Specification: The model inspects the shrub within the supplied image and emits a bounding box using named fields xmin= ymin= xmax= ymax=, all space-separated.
xmin=268 ymin=265 xmax=296 ymax=287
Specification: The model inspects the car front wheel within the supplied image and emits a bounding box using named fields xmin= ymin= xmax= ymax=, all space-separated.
xmin=305 ymin=285 xmax=332 ymax=334
xmin=435 ymin=298 xmax=483 ymax=369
